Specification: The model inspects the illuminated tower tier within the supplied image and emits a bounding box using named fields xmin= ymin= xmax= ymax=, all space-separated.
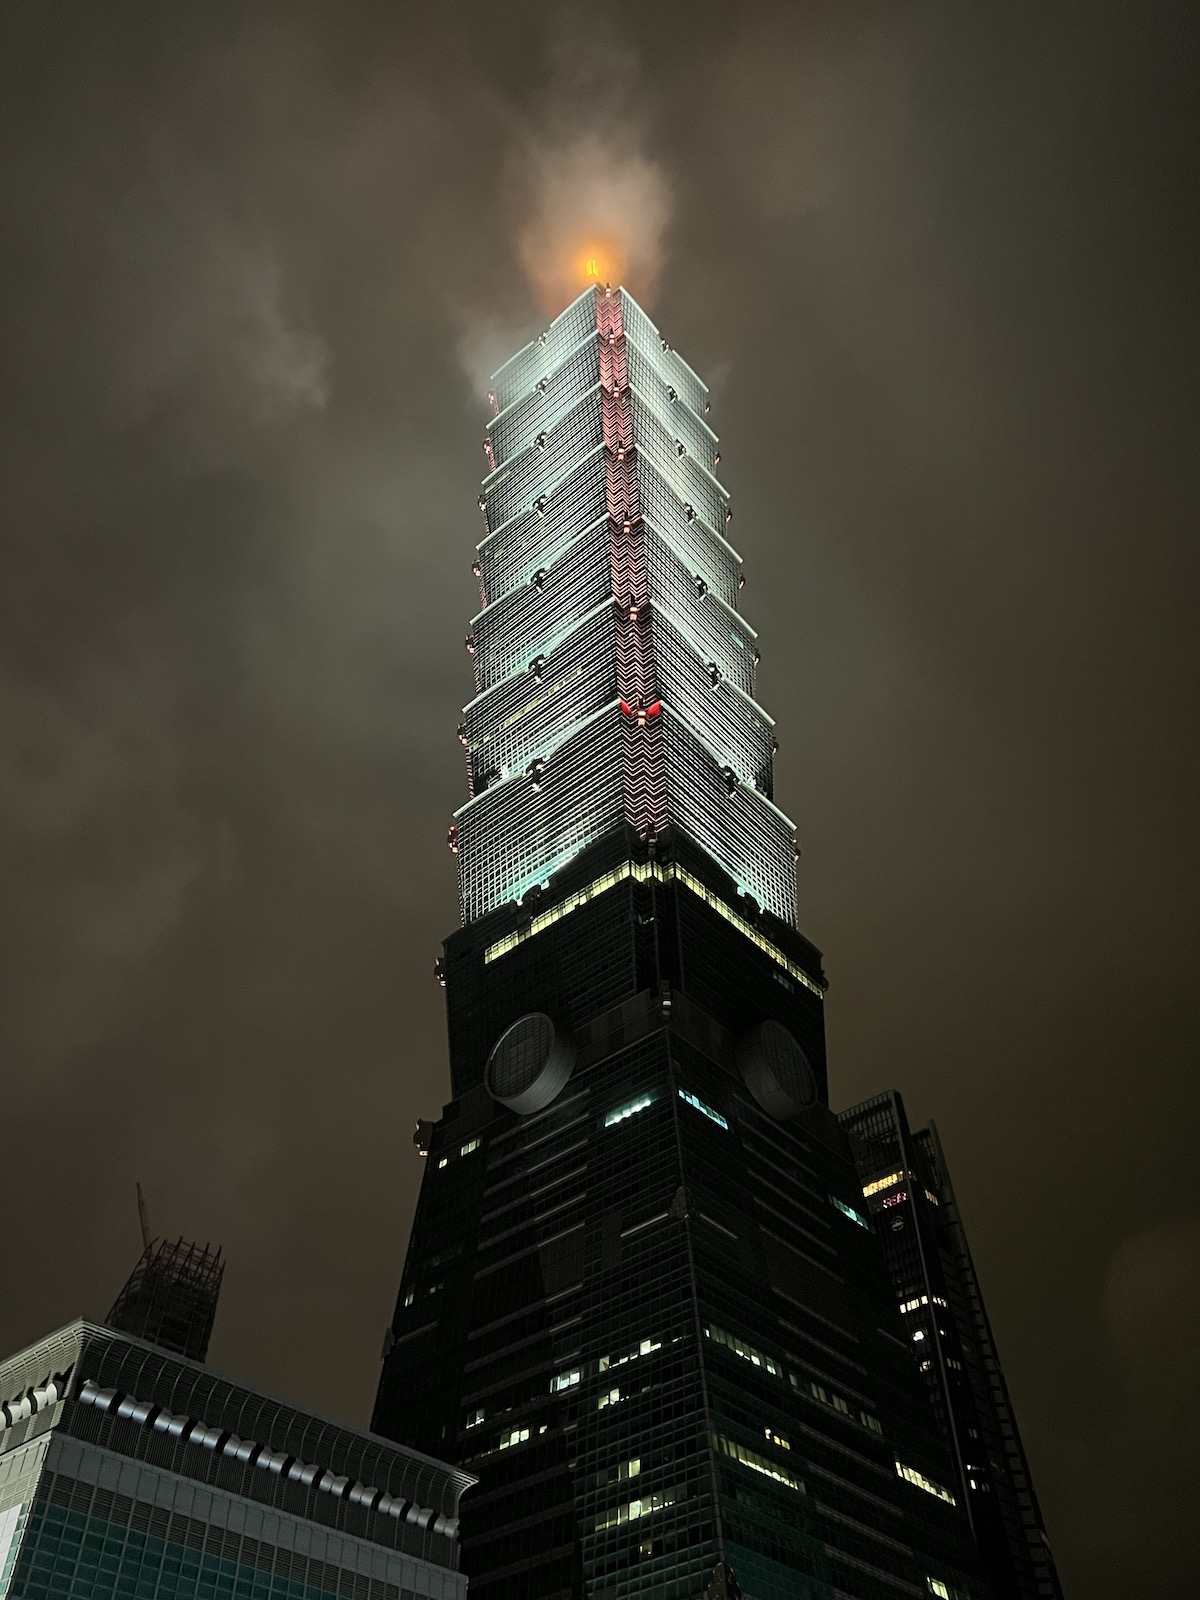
xmin=456 ymin=287 xmax=796 ymax=927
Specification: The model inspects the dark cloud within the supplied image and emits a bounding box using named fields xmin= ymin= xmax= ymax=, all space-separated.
xmin=1 ymin=3 xmax=1196 ymax=1595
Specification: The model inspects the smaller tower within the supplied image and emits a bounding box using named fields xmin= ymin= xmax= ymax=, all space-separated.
xmin=839 ymin=1092 xmax=1063 ymax=1600
xmin=104 ymin=1188 xmax=224 ymax=1362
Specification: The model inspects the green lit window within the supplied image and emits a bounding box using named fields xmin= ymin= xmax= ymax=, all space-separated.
xmin=830 ymin=1194 xmax=869 ymax=1228
xmin=678 ymin=1088 xmax=728 ymax=1129
xmin=604 ymin=1095 xmax=652 ymax=1128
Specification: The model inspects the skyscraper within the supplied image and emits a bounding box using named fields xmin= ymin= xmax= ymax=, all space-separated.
xmin=371 ymin=284 xmax=1005 ymax=1600
xmin=839 ymin=1094 xmax=1063 ymax=1600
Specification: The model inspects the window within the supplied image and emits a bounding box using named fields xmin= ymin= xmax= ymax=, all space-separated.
xmin=605 ymin=1095 xmax=653 ymax=1128
xmin=862 ymin=1171 xmax=904 ymax=1197
xmin=896 ymin=1461 xmax=956 ymax=1504
xmin=552 ymin=1368 xmax=581 ymax=1392
xmin=714 ymin=1434 xmax=803 ymax=1492
xmin=594 ymin=1487 xmax=679 ymax=1531
xmin=808 ymin=1380 xmax=880 ymax=1434
xmin=678 ymin=1088 xmax=728 ymax=1129
xmin=597 ymin=1388 xmax=621 ymax=1410
xmin=438 ymin=1135 xmax=482 ymax=1169
xmin=498 ymin=1426 xmax=530 ymax=1450
xmin=705 ymin=1325 xmax=781 ymax=1378
xmin=764 ymin=1428 xmax=791 ymax=1450
xmin=466 ymin=1409 xmax=485 ymax=1429
xmin=599 ymin=1337 xmax=661 ymax=1372
xmin=830 ymin=1195 xmax=869 ymax=1228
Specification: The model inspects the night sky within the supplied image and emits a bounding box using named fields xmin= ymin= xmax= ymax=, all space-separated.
xmin=2 ymin=3 xmax=1197 ymax=1594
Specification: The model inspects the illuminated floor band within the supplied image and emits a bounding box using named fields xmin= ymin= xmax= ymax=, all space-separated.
xmin=482 ymin=858 xmax=823 ymax=998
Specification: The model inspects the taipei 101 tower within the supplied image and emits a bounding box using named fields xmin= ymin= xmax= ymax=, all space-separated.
xmin=372 ymin=279 xmax=1054 ymax=1600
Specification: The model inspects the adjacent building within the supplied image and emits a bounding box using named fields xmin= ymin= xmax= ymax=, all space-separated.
xmin=105 ymin=1234 xmax=224 ymax=1365
xmin=840 ymin=1093 xmax=1063 ymax=1600
xmin=0 ymin=1320 xmax=472 ymax=1600
xmin=371 ymin=285 xmax=1007 ymax=1599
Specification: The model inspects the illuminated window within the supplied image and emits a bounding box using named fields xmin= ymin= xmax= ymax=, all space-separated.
xmin=678 ymin=1088 xmax=729 ymax=1129
xmin=461 ymin=1138 xmax=481 ymax=1156
xmin=594 ymin=1487 xmax=679 ymax=1531
xmin=808 ymin=1380 xmax=880 ymax=1434
xmin=600 ymin=1336 xmax=662 ymax=1372
xmin=498 ymin=1426 xmax=530 ymax=1450
xmin=927 ymin=1578 xmax=968 ymax=1599
xmin=616 ymin=1458 xmax=641 ymax=1481
xmin=862 ymin=1171 xmax=904 ymax=1198
xmin=466 ymin=1409 xmax=485 ymax=1429
xmin=764 ymin=1427 xmax=791 ymax=1450
xmin=896 ymin=1461 xmax=956 ymax=1504
xmin=705 ymin=1325 xmax=781 ymax=1377
xmin=597 ymin=1388 xmax=621 ymax=1410
xmin=605 ymin=1095 xmax=652 ymax=1128
xmin=830 ymin=1195 xmax=869 ymax=1228
xmin=552 ymin=1368 xmax=581 ymax=1392
xmin=713 ymin=1433 xmax=803 ymax=1492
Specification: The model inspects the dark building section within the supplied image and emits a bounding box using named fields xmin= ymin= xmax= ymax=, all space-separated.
xmin=375 ymin=845 xmax=984 ymax=1600
xmin=0 ymin=1320 xmax=472 ymax=1599
xmin=839 ymin=1093 xmax=1063 ymax=1600
xmin=105 ymin=1236 xmax=224 ymax=1364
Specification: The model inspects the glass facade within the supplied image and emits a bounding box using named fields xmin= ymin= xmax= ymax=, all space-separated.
xmin=371 ymin=289 xmax=1011 ymax=1599
xmin=13 ymin=1499 xmax=353 ymax=1599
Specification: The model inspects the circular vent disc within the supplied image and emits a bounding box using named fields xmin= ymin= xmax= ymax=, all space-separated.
xmin=485 ymin=1013 xmax=575 ymax=1114
xmin=735 ymin=1019 xmax=816 ymax=1120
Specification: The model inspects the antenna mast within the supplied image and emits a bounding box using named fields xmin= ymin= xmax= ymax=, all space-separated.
xmin=136 ymin=1182 xmax=152 ymax=1251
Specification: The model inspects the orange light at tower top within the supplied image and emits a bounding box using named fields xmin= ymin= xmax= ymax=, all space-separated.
xmin=576 ymin=240 xmax=619 ymax=289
